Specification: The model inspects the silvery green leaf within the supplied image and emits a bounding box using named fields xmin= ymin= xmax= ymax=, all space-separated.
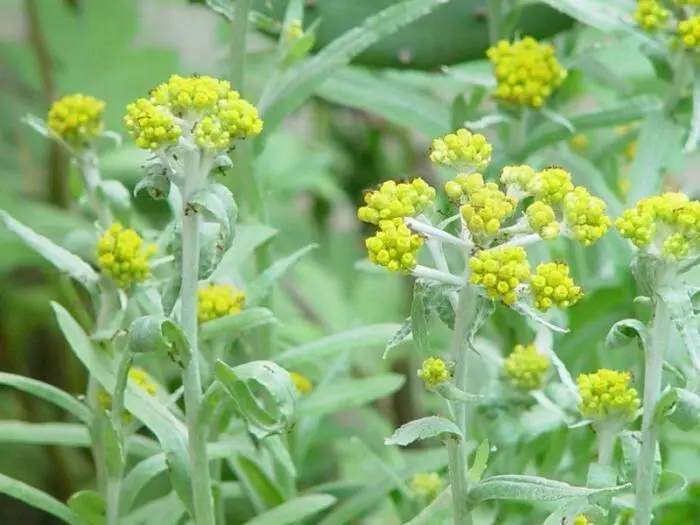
xmin=434 ymin=382 xmax=481 ymax=404
xmin=91 ymin=284 xmax=128 ymax=342
xmin=198 ymin=222 xmax=227 ymax=280
xmin=385 ymin=416 xmax=462 ymax=447
xmin=411 ymin=280 xmax=432 ymax=357
xmin=606 ymin=319 xmax=648 ymax=350
xmin=382 ymin=318 xmax=413 ymax=359
xmin=542 ymin=498 xmax=591 ymax=525
xmin=658 ymin=285 xmax=700 ymax=375
xmin=127 ymin=315 xmax=190 ymax=367
xmin=189 ymin=183 xmax=238 ymax=250
xmin=22 ymin=113 xmax=52 ymax=138
xmin=101 ymin=130 xmax=122 ymax=147
xmin=67 ymin=490 xmax=106 ymax=525
xmin=620 ymin=430 xmax=660 ymax=490
xmin=541 ymin=108 xmax=575 ymax=133
xmin=246 ymin=244 xmax=318 ymax=306
xmin=98 ymin=180 xmax=132 ymax=213
xmin=468 ymin=440 xmax=490 ymax=482
xmin=97 ymin=413 xmax=125 ymax=477
xmin=134 ymin=173 xmax=171 ymax=201
xmin=200 ymin=308 xmax=278 ymax=343
xmin=655 ymin=388 xmax=700 ymax=431
xmin=512 ymin=301 xmax=568 ymax=333
xmin=657 ymin=471 xmax=687 ymax=501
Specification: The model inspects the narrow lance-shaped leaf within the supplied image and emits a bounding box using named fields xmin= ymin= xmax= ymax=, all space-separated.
xmin=0 ymin=473 xmax=83 ymax=525
xmin=385 ymin=416 xmax=462 ymax=446
xmin=382 ymin=319 xmax=413 ymax=360
xmin=685 ymin=67 xmax=700 ymax=152
xmin=411 ymin=280 xmax=432 ymax=357
xmin=245 ymin=494 xmax=337 ymax=525
xmin=200 ymin=307 xmax=278 ymax=343
xmin=68 ymin=490 xmax=105 ymax=525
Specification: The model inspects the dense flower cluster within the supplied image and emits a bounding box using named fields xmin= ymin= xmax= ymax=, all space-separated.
xmin=503 ymin=343 xmax=550 ymax=391
xmin=615 ymin=192 xmax=700 ymax=259
xmin=527 ymin=167 xmax=575 ymax=205
xmin=678 ymin=14 xmax=700 ymax=49
xmin=417 ymin=357 xmax=451 ymax=387
xmin=526 ymin=201 xmax=560 ymax=240
xmin=47 ymin=94 xmax=105 ymax=148
xmin=357 ymin=179 xmax=436 ymax=224
xmin=409 ymin=472 xmax=443 ymax=501
xmin=486 ymin=37 xmax=567 ymax=108
xmin=365 ymin=218 xmax=424 ymax=272
xmin=577 ymin=369 xmax=640 ymax=422
xmin=197 ymin=283 xmax=246 ymax=324
xmin=289 ymin=372 xmax=313 ymax=394
xmin=429 ymin=129 xmax=492 ymax=170
xmin=574 ymin=516 xmax=592 ymax=525
xmin=96 ymin=223 xmax=155 ymax=288
xmin=125 ymin=74 xmax=262 ymax=153
xmin=449 ymin=173 xmax=518 ymax=237
xmin=634 ymin=0 xmax=670 ymax=31
xmin=531 ymin=262 xmax=583 ymax=311
xmin=563 ymin=187 xmax=611 ymax=247
xmin=469 ymin=246 xmax=530 ymax=305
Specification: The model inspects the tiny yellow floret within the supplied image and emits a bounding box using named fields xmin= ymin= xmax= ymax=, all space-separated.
xmin=503 ymin=343 xmax=550 ymax=391
xmin=530 ymin=262 xmax=582 ymax=311
xmin=365 ymin=218 xmax=424 ymax=273
xmin=487 ymin=36 xmax=567 ymax=108
xmin=469 ymin=246 xmax=530 ymax=305
xmin=677 ymin=15 xmax=700 ymax=49
xmin=197 ymin=283 xmax=246 ymax=324
xmin=357 ymin=178 xmax=436 ymax=224
xmin=527 ymin=167 xmax=574 ymax=205
xmin=563 ymin=186 xmax=611 ymax=246
xmin=634 ymin=0 xmax=670 ymax=31
xmin=289 ymin=372 xmax=313 ymax=394
xmin=417 ymin=357 xmax=451 ymax=387
xmin=526 ymin=201 xmax=560 ymax=240
xmin=47 ymin=94 xmax=105 ymax=148
xmin=96 ymin=223 xmax=156 ymax=289
xmin=577 ymin=369 xmax=640 ymax=422
xmin=429 ymin=128 xmax=493 ymax=170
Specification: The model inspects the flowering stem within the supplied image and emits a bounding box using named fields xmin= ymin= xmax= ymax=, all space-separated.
xmin=446 ymin=438 xmax=470 ymax=525
xmin=412 ymin=265 xmax=464 ymax=287
xmin=405 ymin=217 xmax=472 ymax=250
xmin=635 ymin=297 xmax=670 ymax=525
xmin=79 ymin=150 xmax=112 ymax=228
xmin=595 ymin=424 xmax=616 ymax=467
xmin=180 ymin=162 xmax=216 ymax=525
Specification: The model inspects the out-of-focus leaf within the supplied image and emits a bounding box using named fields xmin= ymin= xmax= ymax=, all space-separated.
xmin=385 ymin=416 xmax=462 ymax=446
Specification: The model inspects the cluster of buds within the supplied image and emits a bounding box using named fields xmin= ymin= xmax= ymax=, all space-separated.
xmin=197 ymin=283 xmax=246 ymax=324
xmin=486 ymin=37 xmax=567 ymax=108
xmin=418 ymin=357 xmax=452 ymax=388
xmin=96 ymin=223 xmax=156 ymax=289
xmin=502 ymin=343 xmax=550 ymax=391
xmin=634 ymin=0 xmax=700 ymax=51
xmin=634 ymin=0 xmax=670 ymax=31
xmin=577 ymin=369 xmax=640 ymax=423
xmin=615 ymin=192 xmax=700 ymax=260
xmin=409 ymin=472 xmax=444 ymax=502
xmin=430 ymin=128 xmax=492 ymax=171
xmin=47 ymin=94 xmax=105 ymax=150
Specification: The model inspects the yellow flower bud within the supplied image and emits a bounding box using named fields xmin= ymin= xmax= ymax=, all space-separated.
xmin=417 ymin=357 xmax=451 ymax=387
xmin=469 ymin=246 xmax=530 ymax=305
xmin=357 ymin=178 xmax=436 ymax=224
xmin=677 ymin=15 xmax=700 ymax=49
xmin=563 ymin=186 xmax=611 ymax=246
xmin=365 ymin=218 xmax=424 ymax=272
xmin=503 ymin=343 xmax=550 ymax=391
xmin=96 ymin=223 xmax=155 ymax=289
xmin=526 ymin=201 xmax=560 ymax=240
xmin=527 ymin=167 xmax=574 ymax=205
xmin=429 ymin=129 xmax=493 ymax=170
xmin=409 ymin=472 xmax=443 ymax=501
xmin=577 ymin=369 xmax=640 ymax=422
xmin=197 ymin=284 xmax=246 ymax=324
xmin=289 ymin=372 xmax=313 ymax=394
xmin=530 ymin=262 xmax=582 ymax=311
xmin=634 ymin=0 xmax=670 ymax=31
xmin=47 ymin=94 xmax=105 ymax=149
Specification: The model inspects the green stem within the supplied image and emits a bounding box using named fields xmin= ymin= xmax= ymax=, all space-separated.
xmin=181 ymin=160 xmax=216 ymax=525
xmin=595 ymin=424 xmax=616 ymax=467
xmin=446 ymin=439 xmax=470 ymax=525
xmin=106 ymin=477 xmax=121 ymax=525
xmin=80 ymin=150 xmax=112 ymax=228
xmin=87 ymin=376 xmax=108 ymax=495
xmin=635 ymin=297 xmax=670 ymax=525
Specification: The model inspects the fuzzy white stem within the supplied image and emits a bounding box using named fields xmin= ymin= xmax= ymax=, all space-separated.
xmin=405 ymin=217 xmax=472 ymax=249
xmin=412 ymin=265 xmax=465 ymax=287
xmin=501 ymin=233 xmax=541 ymax=248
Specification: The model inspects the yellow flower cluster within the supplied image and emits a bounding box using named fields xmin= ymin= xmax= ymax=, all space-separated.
xmin=289 ymin=372 xmax=313 ymax=394
xmin=563 ymin=187 xmax=611 ymax=246
xmin=530 ymin=262 xmax=582 ymax=311
xmin=410 ymin=472 xmax=443 ymax=500
xmin=574 ymin=516 xmax=591 ymax=525
xmin=615 ymin=192 xmax=700 ymax=259
xmin=678 ymin=14 xmax=700 ymax=49
xmin=357 ymin=179 xmax=436 ymax=224
xmin=503 ymin=343 xmax=550 ymax=391
xmin=96 ymin=223 xmax=156 ymax=288
xmin=528 ymin=167 xmax=575 ymax=205
xmin=526 ymin=201 xmax=560 ymax=240
xmin=469 ymin=246 xmax=530 ymax=305
xmin=429 ymin=129 xmax=492 ymax=170
xmin=457 ymin=174 xmax=518 ymax=237
xmin=417 ymin=357 xmax=451 ymax=387
xmin=634 ymin=0 xmax=670 ymax=31
xmin=97 ymin=368 xmax=157 ymax=420
xmin=365 ymin=218 xmax=424 ymax=272
xmin=577 ymin=369 xmax=640 ymax=422
xmin=499 ymin=165 xmax=536 ymax=191
xmin=125 ymin=74 xmax=262 ymax=152
xmin=197 ymin=283 xmax=246 ymax=323
xmin=47 ymin=94 xmax=105 ymax=148
xmin=486 ymin=37 xmax=567 ymax=108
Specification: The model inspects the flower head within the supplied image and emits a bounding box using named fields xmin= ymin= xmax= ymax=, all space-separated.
xmin=125 ymin=74 xmax=262 ymax=153
xmin=469 ymin=246 xmax=530 ymax=305
xmin=417 ymin=357 xmax=451 ymax=387
xmin=429 ymin=129 xmax=492 ymax=171
xmin=96 ymin=223 xmax=156 ymax=289
xmin=527 ymin=167 xmax=574 ymax=205
xmin=563 ymin=186 xmax=611 ymax=246
xmin=289 ymin=372 xmax=313 ymax=394
xmin=197 ymin=283 xmax=245 ymax=324
xmin=410 ymin=472 xmax=443 ymax=501
xmin=47 ymin=94 xmax=105 ymax=148
xmin=574 ymin=516 xmax=592 ymax=525
xmin=503 ymin=343 xmax=550 ymax=391
xmin=678 ymin=14 xmax=700 ymax=49
xmin=530 ymin=262 xmax=582 ymax=311
xmin=459 ymin=179 xmax=518 ymax=237
xmin=487 ymin=37 xmax=567 ymax=108
xmin=526 ymin=201 xmax=560 ymax=240
xmin=634 ymin=0 xmax=670 ymax=31
xmin=500 ymin=165 xmax=536 ymax=193
xmin=357 ymin=178 xmax=436 ymax=224
xmin=577 ymin=369 xmax=640 ymax=422
xmin=365 ymin=218 xmax=424 ymax=272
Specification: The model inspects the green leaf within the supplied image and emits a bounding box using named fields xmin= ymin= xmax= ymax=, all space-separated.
xmin=260 ymin=0 xmax=450 ymax=135
xmin=656 ymin=388 xmax=700 ymax=431
xmin=684 ymin=68 xmax=700 ymax=153
xmin=299 ymin=374 xmax=405 ymax=417
xmin=200 ymin=307 xmax=278 ymax=343
xmin=659 ymin=285 xmax=700 ymax=375
xmin=520 ymin=96 xmax=661 ymax=157
xmin=0 ymin=372 xmax=91 ymax=423
xmin=411 ymin=280 xmax=432 ymax=357
xmin=315 ymin=68 xmax=449 ymax=137
xmin=0 ymin=472 xmax=83 ymax=525
xmin=127 ymin=315 xmax=191 ymax=368
xmin=246 ymin=244 xmax=318 ymax=306
xmin=606 ymin=319 xmax=648 ymax=350
xmin=0 ymin=211 xmax=99 ymax=289
xmin=246 ymin=494 xmax=337 ymax=525
xmin=134 ymin=172 xmax=170 ymax=201
xmin=469 ymin=439 xmax=490 ymax=482
xmin=67 ymin=490 xmax=106 ymax=525
xmin=537 ymin=0 xmax=633 ymax=33
xmin=51 ymin=303 xmax=194 ymax=515
xmin=215 ymin=360 xmax=296 ymax=437
xmin=434 ymin=382 xmax=482 ymax=404
xmin=96 ymin=413 xmax=125 ymax=478
xmin=620 ymin=430 xmax=660 ymax=489
xmin=466 ymin=474 xmax=629 ymax=506
xmin=626 ymin=110 xmax=683 ymax=205
xmin=228 ymin=453 xmax=285 ymax=512
xmin=657 ymin=471 xmax=687 ymax=501
xmin=189 ymin=182 xmax=238 ymax=250
xmin=385 ymin=416 xmax=462 ymax=446
xmin=122 ymin=492 xmax=185 ymax=525
xmin=216 ymin=223 xmax=277 ymax=275
xmin=275 ymin=323 xmax=402 ymax=366
xmin=382 ymin=319 xmax=413 ymax=359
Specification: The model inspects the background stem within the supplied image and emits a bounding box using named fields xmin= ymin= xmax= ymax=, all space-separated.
xmin=635 ymin=297 xmax=669 ymax=525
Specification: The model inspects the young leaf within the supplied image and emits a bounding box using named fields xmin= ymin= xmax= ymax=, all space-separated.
xmin=469 ymin=440 xmax=490 ymax=482
xmin=276 ymin=323 xmax=402 ymax=366
xmin=606 ymin=319 xmax=648 ymax=350
xmin=134 ymin=172 xmax=170 ymax=201
xmin=0 ymin=473 xmax=83 ymax=525
xmin=657 ymin=388 xmax=700 ymax=431
xmin=228 ymin=453 xmax=285 ymax=512
xmin=659 ymin=285 xmax=700 ymax=375
xmin=382 ymin=319 xmax=413 ymax=359
xmin=189 ymin=182 xmax=238 ymax=249
xmin=620 ymin=430 xmax=660 ymax=490
xmin=299 ymin=374 xmax=405 ymax=417
xmin=0 ymin=211 xmax=99 ymax=289
xmin=215 ymin=223 xmax=277 ymax=275
xmin=259 ymin=0 xmax=450 ymax=135
xmin=537 ymin=0 xmax=633 ymax=33
xmin=0 ymin=372 xmax=91 ymax=423
xmin=511 ymin=302 xmax=568 ymax=333
xmin=246 ymin=494 xmax=337 ymax=525
xmin=411 ymin=280 xmax=432 ymax=357
xmin=385 ymin=416 xmax=463 ymax=446
xmin=657 ymin=471 xmax=687 ymax=501
xmin=97 ymin=412 xmax=125 ymax=478
xmin=127 ymin=315 xmax=191 ymax=368
xmin=67 ymin=490 xmax=106 ymax=525
xmin=246 ymin=243 xmax=318 ymax=306
xmin=200 ymin=307 xmax=278 ymax=342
